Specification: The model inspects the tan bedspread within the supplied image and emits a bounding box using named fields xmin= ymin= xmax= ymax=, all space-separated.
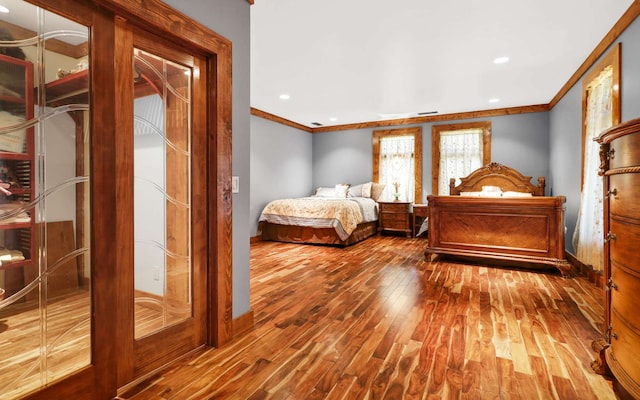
xmin=259 ymin=197 xmax=364 ymax=240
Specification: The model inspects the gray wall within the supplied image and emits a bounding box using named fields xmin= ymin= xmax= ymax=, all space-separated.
xmin=549 ymin=14 xmax=640 ymax=253
xmin=312 ymin=112 xmax=550 ymax=204
xmin=162 ymin=0 xmax=251 ymax=318
xmin=250 ymin=116 xmax=313 ymax=235
xmin=313 ymin=128 xmax=375 ymax=188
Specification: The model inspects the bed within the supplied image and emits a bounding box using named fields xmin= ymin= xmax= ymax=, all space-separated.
xmin=258 ymin=183 xmax=382 ymax=246
xmin=425 ymin=162 xmax=571 ymax=276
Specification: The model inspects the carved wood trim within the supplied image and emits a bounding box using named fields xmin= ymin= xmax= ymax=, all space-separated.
xmin=604 ymin=166 xmax=640 ymax=175
xmin=448 ymin=162 xmax=545 ymax=196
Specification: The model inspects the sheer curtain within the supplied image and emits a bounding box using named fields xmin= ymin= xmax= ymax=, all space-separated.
xmin=438 ymin=128 xmax=483 ymax=195
xmin=379 ymin=135 xmax=415 ymax=202
xmin=572 ymin=66 xmax=613 ymax=272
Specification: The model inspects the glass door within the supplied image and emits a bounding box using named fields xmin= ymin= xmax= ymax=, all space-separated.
xmin=122 ymin=30 xmax=207 ymax=384
xmin=0 ymin=1 xmax=91 ymax=398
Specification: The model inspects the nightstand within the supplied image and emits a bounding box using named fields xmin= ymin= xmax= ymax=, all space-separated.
xmin=378 ymin=201 xmax=412 ymax=237
xmin=413 ymin=204 xmax=429 ymax=237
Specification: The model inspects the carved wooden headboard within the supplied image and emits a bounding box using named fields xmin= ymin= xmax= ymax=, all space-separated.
xmin=449 ymin=162 xmax=546 ymax=196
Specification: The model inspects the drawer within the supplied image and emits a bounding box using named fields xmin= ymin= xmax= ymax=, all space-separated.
xmin=609 ymin=134 xmax=640 ymax=170
xmin=383 ymin=220 xmax=409 ymax=230
xmin=609 ymin=310 xmax=640 ymax=385
xmin=609 ymin=219 xmax=640 ymax=270
xmin=610 ymin=264 xmax=640 ymax=332
xmin=380 ymin=202 xmax=411 ymax=213
xmin=609 ymin=173 xmax=640 ymax=220
xmin=382 ymin=212 xmax=409 ymax=224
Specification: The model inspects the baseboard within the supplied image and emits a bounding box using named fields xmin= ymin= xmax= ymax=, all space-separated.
xmin=250 ymin=235 xmax=262 ymax=244
xmin=233 ymin=310 xmax=254 ymax=338
xmin=80 ymin=276 xmax=90 ymax=290
xmin=565 ymin=251 xmax=604 ymax=288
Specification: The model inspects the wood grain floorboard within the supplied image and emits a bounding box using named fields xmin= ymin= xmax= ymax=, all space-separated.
xmin=122 ymin=235 xmax=614 ymax=399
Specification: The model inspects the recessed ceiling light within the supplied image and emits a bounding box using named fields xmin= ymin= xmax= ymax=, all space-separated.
xmin=489 ymin=98 xmax=500 ymax=103
xmin=493 ymin=56 xmax=509 ymax=64
xmin=279 ymin=94 xmax=290 ymax=100
xmin=0 ymin=5 xmax=9 ymax=13
xmin=329 ymin=117 xmax=337 ymax=122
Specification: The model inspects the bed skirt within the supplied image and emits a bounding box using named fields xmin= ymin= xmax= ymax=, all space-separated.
xmin=259 ymin=221 xmax=378 ymax=247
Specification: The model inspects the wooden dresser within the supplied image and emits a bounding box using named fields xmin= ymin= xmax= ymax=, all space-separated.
xmin=595 ymin=118 xmax=640 ymax=399
xmin=378 ymin=201 xmax=412 ymax=237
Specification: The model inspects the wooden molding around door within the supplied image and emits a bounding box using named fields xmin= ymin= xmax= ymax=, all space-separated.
xmin=93 ymin=0 xmax=234 ymax=348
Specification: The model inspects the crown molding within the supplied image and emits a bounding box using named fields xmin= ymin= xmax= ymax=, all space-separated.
xmin=250 ymin=104 xmax=549 ymax=133
xmin=250 ymin=107 xmax=313 ymax=132
xmin=550 ymin=0 xmax=640 ymax=108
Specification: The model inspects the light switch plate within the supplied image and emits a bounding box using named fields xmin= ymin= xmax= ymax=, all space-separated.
xmin=232 ymin=176 xmax=239 ymax=193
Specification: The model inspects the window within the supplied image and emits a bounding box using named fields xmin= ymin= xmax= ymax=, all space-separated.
xmin=372 ymin=127 xmax=422 ymax=203
xmin=573 ymin=43 xmax=620 ymax=272
xmin=432 ymin=122 xmax=491 ymax=194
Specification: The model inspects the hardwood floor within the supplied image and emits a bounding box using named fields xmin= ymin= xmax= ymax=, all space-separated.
xmin=122 ymin=235 xmax=614 ymax=399
xmin=0 ymin=291 xmax=92 ymax=400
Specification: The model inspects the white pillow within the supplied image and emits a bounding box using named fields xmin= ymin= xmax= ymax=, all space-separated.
xmin=315 ymin=187 xmax=336 ymax=197
xmin=502 ymin=191 xmax=533 ymax=198
xmin=362 ymin=182 xmax=372 ymax=198
xmin=347 ymin=184 xmax=363 ymax=197
xmin=335 ymin=184 xmax=349 ymax=198
xmin=481 ymin=186 xmax=502 ymax=193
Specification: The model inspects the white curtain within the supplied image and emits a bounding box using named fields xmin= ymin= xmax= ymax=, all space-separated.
xmin=379 ymin=135 xmax=415 ymax=202
xmin=438 ymin=129 xmax=483 ymax=195
xmin=572 ymin=66 xmax=613 ymax=271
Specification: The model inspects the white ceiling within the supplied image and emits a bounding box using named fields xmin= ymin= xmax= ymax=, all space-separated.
xmin=251 ymin=0 xmax=634 ymax=128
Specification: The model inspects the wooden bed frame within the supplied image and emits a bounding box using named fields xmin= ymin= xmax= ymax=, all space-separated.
xmin=426 ymin=163 xmax=571 ymax=276
xmin=259 ymin=221 xmax=378 ymax=247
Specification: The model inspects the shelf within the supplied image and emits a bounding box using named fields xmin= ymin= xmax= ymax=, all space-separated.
xmin=0 ymin=94 xmax=26 ymax=104
xmin=45 ymin=69 xmax=89 ymax=107
xmin=1 ymin=188 xmax=31 ymax=196
xmin=0 ymin=152 xmax=30 ymax=161
xmin=0 ymin=55 xmax=36 ymax=297
xmin=0 ymin=221 xmax=31 ymax=230
xmin=0 ymin=258 xmax=32 ymax=270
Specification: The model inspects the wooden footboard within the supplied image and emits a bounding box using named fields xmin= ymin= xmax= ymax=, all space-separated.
xmin=425 ymin=195 xmax=571 ymax=276
xmin=259 ymin=221 xmax=378 ymax=246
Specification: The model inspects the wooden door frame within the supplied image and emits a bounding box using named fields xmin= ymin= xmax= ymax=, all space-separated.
xmin=22 ymin=0 xmax=233 ymax=398
xmin=93 ymin=0 xmax=234 ymax=346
